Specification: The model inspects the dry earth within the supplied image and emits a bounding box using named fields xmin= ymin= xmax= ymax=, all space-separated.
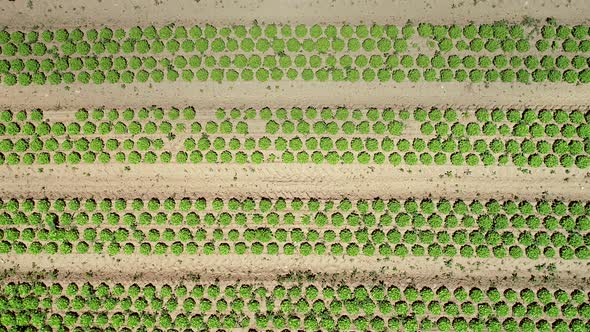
xmin=2 ymin=0 xmax=590 ymax=28
xmin=2 ymin=254 xmax=588 ymax=290
xmin=2 ymin=81 xmax=590 ymax=111
xmin=1 ymin=164 xmax=589 ymax=201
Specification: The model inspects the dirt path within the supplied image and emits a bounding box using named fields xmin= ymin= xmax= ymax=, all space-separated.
xmin=2 ymin=0 xmax=588 ymax=29
xmin=2 ymin=82 xmax=590 ymax=112
xmin=1 ymin=163 xmax=587 ymax=201
xmin=2 ymin=253 xmax=588 ymax=290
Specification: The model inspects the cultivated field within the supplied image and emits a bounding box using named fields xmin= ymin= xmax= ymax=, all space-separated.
xmin=1 ymin=0 xmax=590 ymax=331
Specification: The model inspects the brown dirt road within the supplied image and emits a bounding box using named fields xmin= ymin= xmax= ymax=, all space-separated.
xmin=1 ymin=163 xmax=588 ymax=201
xmin=2 ymin=82 xmax=590 ymax=111
xmin=2 ymin=253 xmax=588 ymax=290
xmin=2 ymin=0 xmax=589 ymax=28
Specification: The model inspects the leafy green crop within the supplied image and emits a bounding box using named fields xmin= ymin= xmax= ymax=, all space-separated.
xmin=1 ymin=106 xmax=588 ymax=168
xmin=0 ymin=280 xmax=588 ymax=330
xmin=1 ymin=196 xmax=588 ymax=259
xmin=2 ymin=21 xmax=590 ymax=85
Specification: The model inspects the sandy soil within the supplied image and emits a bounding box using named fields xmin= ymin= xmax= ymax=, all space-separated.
xmin=2 ymin=81 xmax=590 ymax=112
xmin=1 ymin=0 xmax=589 ymax=29
xmin=2 ymin=253 xmax=588 ymax=290
xmin=1 ymin=163 xmax=588 ymax=201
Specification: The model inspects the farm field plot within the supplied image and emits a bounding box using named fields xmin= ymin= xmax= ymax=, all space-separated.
xmin=3 ymin=21 xmax=590 ymax=86
xmin=1 ymin=0 xmax=590 ymax=331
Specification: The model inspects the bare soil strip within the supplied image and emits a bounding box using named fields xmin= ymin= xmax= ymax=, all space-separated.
xmin=1 ymin=0 xmax=588 ymax=29
xmin=2 ymin=82 xmax=590 ymax=111
xmin=2 ymin=253 xmax=588 ymax=290
xmin=1 ymin=163 xmax=587 ymax=201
